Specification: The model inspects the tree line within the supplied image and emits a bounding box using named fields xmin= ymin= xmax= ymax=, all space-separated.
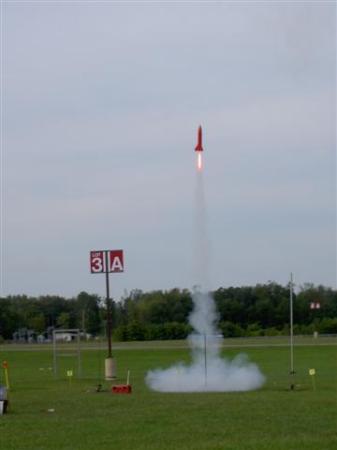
xmin=0 ymin=282 xmax=336 ymax=342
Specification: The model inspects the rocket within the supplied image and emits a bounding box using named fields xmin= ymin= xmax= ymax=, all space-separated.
xmin=195 ymin=125 xmax=204 ymax=152
xmin=194 ymin=125 xmax=204 ymax=171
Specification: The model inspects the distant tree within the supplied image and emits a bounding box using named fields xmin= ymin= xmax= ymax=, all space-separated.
xmin=0 ymin=282 xmax=336 ymax=340
xmin=0 ymin=298 xmax=21 ymax=339
xmin=27 ymin=314 xmax=45 ymax=333
xmin=76 ymin=291 xmax=101 ymax=334
xmin=56 ymin=312 xmax=71 ymax=329
xmin=38 ymin=295 xmax=71 ymax=328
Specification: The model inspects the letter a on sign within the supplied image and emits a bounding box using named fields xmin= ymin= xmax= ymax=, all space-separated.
xmin=109 ymin=250 xmax=124 ymax=273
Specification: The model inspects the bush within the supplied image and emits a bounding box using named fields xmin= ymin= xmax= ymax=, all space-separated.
xmin=293 ymin=323 xmax=316 ymax=335
xmin=113 ymin=325 xmax=128 ymax=341
xmin=317 ymin=318 xmax=337 ymax=334
xmin=245 ymin=323 xmax=264 ymax=337
xmin=126 ymin=321 xmax=146 ymax=341
xmin=220 ymin=321 xmax=244 ymax=338
xmin=113 ymin=322 xmax=192 ymax=341
xmin=264 ymin=327 xmax=281 ymax=336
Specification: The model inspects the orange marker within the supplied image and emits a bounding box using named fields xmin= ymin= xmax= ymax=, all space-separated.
xmin=2 ymin=361 xmax=10 ymax=389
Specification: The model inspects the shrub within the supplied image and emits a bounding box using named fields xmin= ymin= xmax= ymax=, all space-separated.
xmin=245 ymin=323 xmax=264 ymax=337
xmin=264 ymin=327 xmax=281 ymax=336
xmin=317 ymin=318 xmax=337 ymax=334
xmin=220 ymin=321 xmax=245 ymax=338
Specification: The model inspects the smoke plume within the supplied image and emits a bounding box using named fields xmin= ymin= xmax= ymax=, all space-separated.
xmin=146 ymin=290 xmax=265 ymax=392
xmin=145 ymin=155 xmax=265 ymax=392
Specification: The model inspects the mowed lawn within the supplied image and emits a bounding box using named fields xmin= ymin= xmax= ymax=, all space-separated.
xmin=0 ymin=340 xmax=336 ymax=450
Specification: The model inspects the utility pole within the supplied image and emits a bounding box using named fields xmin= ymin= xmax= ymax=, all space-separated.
xmin=289 ymin=272 xmax=295 ymax=389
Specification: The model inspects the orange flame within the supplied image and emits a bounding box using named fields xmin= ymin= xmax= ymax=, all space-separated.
xmin=197 ymin=153 xmax=203 ymax=171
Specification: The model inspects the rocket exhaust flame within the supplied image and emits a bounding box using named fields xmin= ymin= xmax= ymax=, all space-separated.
xmin=197 ymin=153 xmax=202 ymax=171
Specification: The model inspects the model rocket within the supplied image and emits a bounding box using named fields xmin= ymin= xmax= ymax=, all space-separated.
xmin=195 ymin=126 xmax=203 ymax=171
xmin=195 ymin=126 xmax=204 ymax=152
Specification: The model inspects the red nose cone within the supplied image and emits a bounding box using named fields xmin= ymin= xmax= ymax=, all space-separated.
xmin=195 ymin=126 xmax=203 ymax=152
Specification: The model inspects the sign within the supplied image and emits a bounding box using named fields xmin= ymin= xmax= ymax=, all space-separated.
xmin=309 ymin=368 xmax=316 ymax=376
xmin=90 ymin=249 xmax=124 ymax=362
xmin=109 ymin=250 xmax=124 ymax=272
xmin=90 ymin=250 xmax=124 ymax=273
xmin=90 ymin=251 xmax=105 ymax=273
xmin=310 ymin=302 xmax=321 ymax=310
xmin=66 ymin=370 xmax=73 ymax=377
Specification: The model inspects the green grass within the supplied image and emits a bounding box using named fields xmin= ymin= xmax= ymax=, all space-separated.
xmin=0 ymin=339 xmax=336 ymax=450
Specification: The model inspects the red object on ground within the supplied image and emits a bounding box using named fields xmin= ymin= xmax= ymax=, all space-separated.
xmin=112 ymin=384 xmax=132 ymax=394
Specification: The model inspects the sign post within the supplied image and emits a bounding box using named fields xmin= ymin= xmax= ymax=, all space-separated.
xmin=289 ymin=272 xmax=295 ymax=390
xmin=90 ymin=249 xmax=124 ymax=380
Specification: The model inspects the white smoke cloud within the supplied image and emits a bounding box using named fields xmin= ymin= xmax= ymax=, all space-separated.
xmin=146 ymin=291 xmax=265 ymax=392
xmin=146 ymin=161 xmax=265 ymax=392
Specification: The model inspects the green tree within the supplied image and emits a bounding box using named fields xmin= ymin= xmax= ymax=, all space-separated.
xmin=76 ymin=291 xmax=101 ymax=334
xmin=57 ymin=312 xmax=71 ymax=328
xmin=27 ymin=314 xmax=45 ymax=333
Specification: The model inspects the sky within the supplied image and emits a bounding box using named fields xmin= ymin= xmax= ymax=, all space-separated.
xmin=1 ymin=1 xmax=336 ymax=301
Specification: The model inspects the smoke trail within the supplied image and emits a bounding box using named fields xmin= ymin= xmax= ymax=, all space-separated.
xmin=193 ymin=170 xmax=210 ymax=291
xmin=145 ymin=157 xmax=265 ymax=392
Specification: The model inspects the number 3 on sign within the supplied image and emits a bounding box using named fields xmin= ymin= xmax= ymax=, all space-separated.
xmin=90 ymin=251 xmax=105 ymax=273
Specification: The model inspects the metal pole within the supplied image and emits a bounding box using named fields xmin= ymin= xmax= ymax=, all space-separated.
xmin=204 ymin=334 xmax=207 ymax=387
xmin=81 ymin=309 xmax=85 ymax=332
xmin=105 ymin=251 xmax=112 ymax=358
xmin=53 ymin=329 xmax=57 ymax=378
xmin=77 ymin=331 xmax=81 ymax=378
xmin=290 ymin=273 xmax=295 ymax=376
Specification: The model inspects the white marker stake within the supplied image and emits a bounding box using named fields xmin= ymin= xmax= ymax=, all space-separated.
xmin=67 ymin=370 xmax=73 ymax=387
xmin=309 ymin=369 xmax=316 ymax=391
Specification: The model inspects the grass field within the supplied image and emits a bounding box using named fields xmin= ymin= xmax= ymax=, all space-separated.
xmin=0 ymin=338 xmax=336 ymax=450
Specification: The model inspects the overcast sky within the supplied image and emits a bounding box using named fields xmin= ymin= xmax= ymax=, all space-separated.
xmin=1 ymin=1 xmax=336 ymax=300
